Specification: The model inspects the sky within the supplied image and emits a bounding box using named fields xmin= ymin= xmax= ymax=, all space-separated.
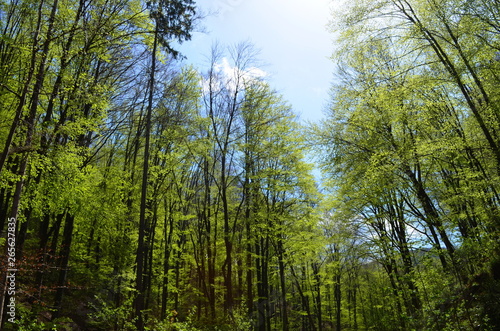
xmin=176 ymin=0 xmax=337 ymax=123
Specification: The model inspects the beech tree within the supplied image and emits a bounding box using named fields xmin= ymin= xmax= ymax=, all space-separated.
xmin=312 ymin=0 xmax=500 ymax=329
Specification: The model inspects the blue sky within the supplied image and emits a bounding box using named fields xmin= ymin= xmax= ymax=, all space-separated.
xmin=176 ymin=0 xmax=336 ymax=123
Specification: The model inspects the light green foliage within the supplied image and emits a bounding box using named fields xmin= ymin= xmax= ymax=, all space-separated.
xmin=87 ymin=295 xmax=136 ymax=330
xmin=313 ymin=0 xmax=500 ymax=329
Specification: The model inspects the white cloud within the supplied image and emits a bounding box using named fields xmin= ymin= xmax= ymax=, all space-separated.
xmin=215 ymin=57 xmax=267 ymax=83
xmin=201 ymin=57 xmax=268 ymax=95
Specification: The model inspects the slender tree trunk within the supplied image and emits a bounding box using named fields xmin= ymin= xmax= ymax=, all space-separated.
xmin=203 ymin=157 xmax=216 ymax=319
xmin=161 ymin=206 xmax=174 ymax=321
xmin=403 ymin=166 xmax=456 ymax=263
xmin=291 ymin=265 xmax=317 ymax=331
xmin=256 ymin=236 xmax=265 ymax=330
xmin=264 ymin=236 xmax=271 ymax=331
xmin=52 ymin=211 xmax=75 ymax=320
xmin=334 ymin=272 xmax=341 ymax=331
xmin=353 ymin=282 xmax=358 ymax=330
xmin=277 ymin=239 xmax=289 ymax=331
xmin=135 ymin=27 xmax=158 ymax=331
xmin=312 ymin=263 xmax=323 ymax=331
xmin=221 ymin=153 xmax=234 ymax=312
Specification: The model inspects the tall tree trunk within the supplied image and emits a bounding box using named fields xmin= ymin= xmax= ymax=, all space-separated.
xmin=222 ymin=176 xmax=234 ymax=312
xmin=334 ymin=272 xmax=341 ymax=331
xmin=203 ymin=157 xmax=216 ymax=319
xmin=312 ymin=262 xmax=323 ymax=331
xmin=52 ymin=211 xmax=75 ymax=320
xmin=135 ymin=27 xmax=158 ymax=331
xmin=291 ymin=265 xmax=317 ymax=331
xmin=161 ymin=205 xmax=174 ymax=321
xmin=277 ymin=238 xmax=289 ymax=331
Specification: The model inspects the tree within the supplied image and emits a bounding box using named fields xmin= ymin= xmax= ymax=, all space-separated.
xmin=313 ymin=0 xmax=500 ymax=328
xmin=0 ymin=0 xmax=162 ymax=326
xmin=134 ymin=1 xmax=195 ymax=329
xmin=0 ymin=0 xmax=197 ymax=328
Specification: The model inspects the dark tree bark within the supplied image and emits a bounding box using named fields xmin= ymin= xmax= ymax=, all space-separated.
xmin=135 ymin=26 xmax=158 ymax=331
xmin=277 ymin=238 xmax=289 ymax=331
xmin=52 ymin=211 xmax=75 ymax=320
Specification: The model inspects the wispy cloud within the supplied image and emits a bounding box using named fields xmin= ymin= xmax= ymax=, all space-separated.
xmin=215 ymin=57 xmax=267 ymax=82
xmin=202 ymin=57 xmax=268 ymax=94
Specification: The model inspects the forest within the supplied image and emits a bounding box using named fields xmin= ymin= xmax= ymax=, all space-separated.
xmin=1 ymin=0 xmax=500 ymax=330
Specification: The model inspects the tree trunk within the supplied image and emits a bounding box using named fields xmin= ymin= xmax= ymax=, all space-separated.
xmin=334 ymin=272 xmax=341 ymax=331
xmin=277 ymin=239 xmax=289 ymax=331
xmin=161 ymin=206 xmax=174 ymax=321
xmin=52 ymin=211 xmax=75 ymax=320
xmin=312 ymin=262 xmax=323 ymax=331
xmin=135 ymin=27 xmax=158 ymax=331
